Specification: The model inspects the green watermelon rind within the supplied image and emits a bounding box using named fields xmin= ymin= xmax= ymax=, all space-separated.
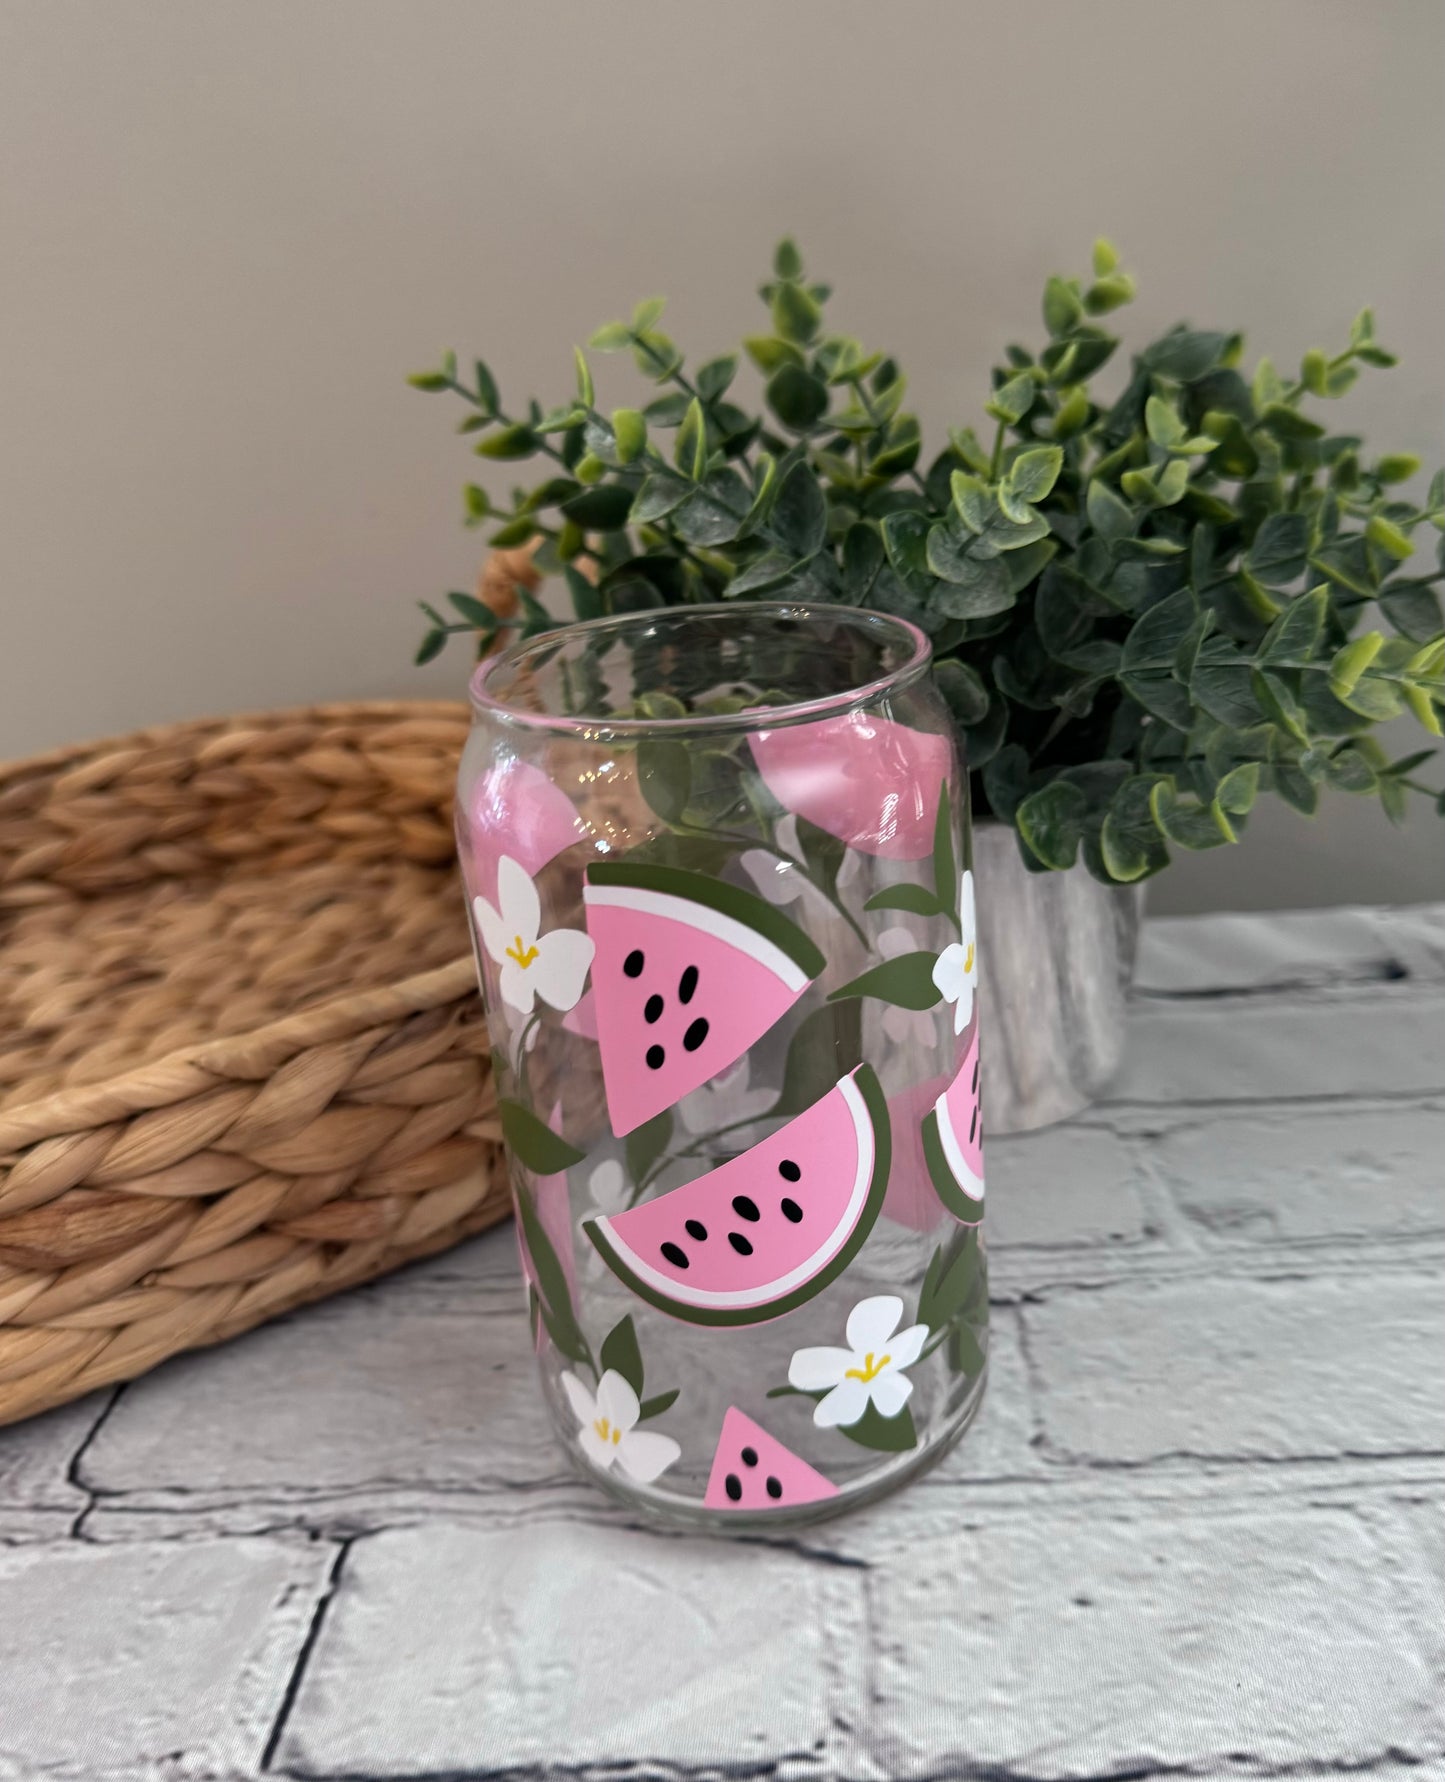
xmin=585 ymin=860 xmax=825 ymax=982
xmin=922 ymin=1105 xmax=985 ymax=1226
xmin=583 ymin=1063 xmax=893 ymax=1329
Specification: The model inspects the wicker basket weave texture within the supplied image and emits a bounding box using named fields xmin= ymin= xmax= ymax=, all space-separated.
xmin=0 ymin=700 xmax=510 ymax=1427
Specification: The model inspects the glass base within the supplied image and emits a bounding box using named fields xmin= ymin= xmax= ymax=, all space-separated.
xmin=566 ymin=1360 xmax=989 ymax=1536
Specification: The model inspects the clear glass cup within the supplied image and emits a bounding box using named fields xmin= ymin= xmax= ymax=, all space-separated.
xmin=459 ymin=601 xmax=986 ymax=1529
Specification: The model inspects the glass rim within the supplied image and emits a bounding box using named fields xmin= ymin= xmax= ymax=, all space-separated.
xmin=468 ymin=600 xmax=934 ymax=739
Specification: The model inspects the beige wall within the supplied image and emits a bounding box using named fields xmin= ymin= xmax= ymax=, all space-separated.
xmin=1 ymin=0 xmax=1441 ymax=913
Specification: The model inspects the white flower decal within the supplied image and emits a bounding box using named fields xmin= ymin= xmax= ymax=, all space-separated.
xmin=561 ymin=1369 xmax=680 ymax=1483
xmin=930 ymin=868 xmax=978 ymax=1035
xmin=677 ymin=1057 xmax=775 ymax=1137
xmin=741 ymin=814 xmax=861 ymax=907
xmin=473 ymin=854 xmax=594 ymax=1017
xmin=587 ymin=1158 xmax=627 ymax=1212
xmin=788 ymin=1295 xmax=929 ymax=1429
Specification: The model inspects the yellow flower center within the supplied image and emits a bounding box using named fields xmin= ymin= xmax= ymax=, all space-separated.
xmin=963 ymin=941 xmax=975 ymax=975
xmin=845 ymin=1350 xmax=891 ymax=1383
xmin=593 ymin=1416 xmax=622 ymax=1446
xmin=505 ymin=934 xmax=539 ymax=969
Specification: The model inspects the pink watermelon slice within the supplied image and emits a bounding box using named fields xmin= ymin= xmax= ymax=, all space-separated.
xmin=922 ymin=1028 xmax=985 ymax=1222
xmin=883 ymin=1071 xmax=952 ymax=1232
xmin=703 ymin=1407 xmax=838 ymax=1511
xmin=461 ymin=757 xmax=586 ymax=905
xmin=583 ymin=860 xmax=825 ymax=1137
xmin=583 ymin=1065 xmax=890 ymax=1326
xmin=747 ymin=713 xmax=952 ymax=861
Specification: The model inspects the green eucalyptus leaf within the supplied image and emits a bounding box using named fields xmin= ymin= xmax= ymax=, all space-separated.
xmin=696 ymin=353 xmax=739 ymax=401
xmin=1150 ymin=780 xmax=1233 ymax=850
xmin=1144 ymin=330 xmax=1229 ymax=381
xmin=881 ymin=511 xmax=936 ymax=600
xmin=841 ymin=522 xmax=885 ymax=601
xmin=1100 ymin=774 xmax=1171 ymax=882
xmin=771 ymin=281 xmax=822 ymax=345
xmin=729 ymin=550 xmax=803 ymax=597
xmin=475 ymin=423 xmax=539 ymax=460
xmin=636 ymin=738 xmax=692 ymax=822
xmin=987 ymin=370 xmax=1036 ymax=426
xmin=560 ymin=482 xmax=634 ymax=531
xmin=772 ymin=461 xmax=829 ymax=557
xmin=1380 ymin=580 xmax=1445 ymax=643
xmin=1086 ymin=479 xmax=1134 ymax=544
xmin=1016 ymin=778 xmax=1087 ymax=869
xmin=934 ymin=658 xmax=991 ymax=726
xmin=766 ymin=363 xmax=830 ymax=430
xmin=1247 ymin=513 xmax=1310 ymax=586
xmin=631 ymin=470 xmax=691 ymax=525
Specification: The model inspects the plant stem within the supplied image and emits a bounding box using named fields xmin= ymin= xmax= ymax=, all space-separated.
xmin=988 ymin=417 xmax=1008 ymax=481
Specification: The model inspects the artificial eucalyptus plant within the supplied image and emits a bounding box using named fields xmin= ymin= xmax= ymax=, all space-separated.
xmin=410 ymin=239 xmax=1445 ymax=884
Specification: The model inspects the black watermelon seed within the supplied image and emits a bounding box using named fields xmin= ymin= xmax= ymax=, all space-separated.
xmin=678 ymin=964 xmax=699 ymax=1004
xmin=969 ymin=1105 xmax=978 ymax=1143
xmin=780 ymin=1197 xmax=803 ymax=1223
xmin=684 ymin=1218 xmax=708 ymax=1242
xmin=728 ymin=1231 xmax=754 ymax=1256
xmin=660 ymin=1241 xmax=688 ymax=1269
xmin=972 ymin=1059 xmax=979 ymax=1091
xmin=682 ymin=1017 xmax=709 ymax=1052
xmin=644 ymin=992 xmax=665 ymax=1025
xmin=645 ymin=1043 xmax=666 ymax=1070
xmin=765 ymin=1475 xmax=783 ymax=1499
xmin=740 ymin=1446 xmax=758 ymax=1467
xmin=731 ymin=1194 xmax=760 ymax=1222
xmin=623 ymin=949 xmax=645 ymax=978
xmin=725 ymin=1472 xmax=742 ymax=1502
xmin=778 ymin=1158 xmax=801 ymax=1183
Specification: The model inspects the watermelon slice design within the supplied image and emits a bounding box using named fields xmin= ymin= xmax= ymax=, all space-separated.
xmin=882 ymin=1071 xmax=952 ymax=1232
xmin=748 ymin=713 xmax=953 ymax=861
xmin=704 ymin=1407 xmax=838 ymax=1511
xmin=922 ymin=1029 xmax=985 ymax=1222
xmin=584 ymin=1065 xmax=891 ymax=1326
xmin=583 ymin=860 xmax=825 ymax=1137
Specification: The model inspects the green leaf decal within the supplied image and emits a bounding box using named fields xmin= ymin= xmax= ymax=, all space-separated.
xmin=836 ymin=1401 xmax=919 ymax=1453
xmin=500 ymin=1101 xmax=588 ymax=1176
xmin=829 ymin=952 xmax=942 ymax=1010
xmin=772 ymin=1000 xmax=863 ymax=1117
xmin=638 ymin=1389 xmax=680 ymax=1422
xmin=514 ymin=1178 xmax=587 ymax=1364
xmin=599 ymin=1315 xmax=645 ymax=1396
xmin=625 ymin=1110 xmax=673 ymax=1185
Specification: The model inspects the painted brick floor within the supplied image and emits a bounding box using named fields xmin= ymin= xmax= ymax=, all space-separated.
xmin=2 ymin=903 xmax=1442 ymax=1781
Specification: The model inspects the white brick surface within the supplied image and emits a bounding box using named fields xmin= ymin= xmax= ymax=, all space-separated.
xmin=0 ymin=1392 xmax=104 ymax=1512
xmin=986 ymin=1125 xmax=1152 ymax=1250
xmin=1135 ymin=904 xmax=1414 ymax=993
xmin=82 ymin=1258 xmax=562 ymax=1503
xmin=1026 ymin=1272 xmax=1445 ymax=1463
xmin=3 ymin=905 xmax=1444 ymax=1781
xmin=866 ymin=1505 xmax=1445 ymax=1777
xmin=0 ymin=1537 xmax=331 ymax=1777
xmin=277 ymin=1521 xmax=862 ymax=1776
xmin=1158 ymin=1102 xmax=1445 ymax=1246
xmin=1110 ymin=991 xmax=1445 ymax=1102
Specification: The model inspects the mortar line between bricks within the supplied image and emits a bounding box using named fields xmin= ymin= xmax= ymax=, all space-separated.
xmin=261 ymin=1533 xmax=354 ymax=1775
xmin=64 ymin=1383 xmax=126 ymax=1540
